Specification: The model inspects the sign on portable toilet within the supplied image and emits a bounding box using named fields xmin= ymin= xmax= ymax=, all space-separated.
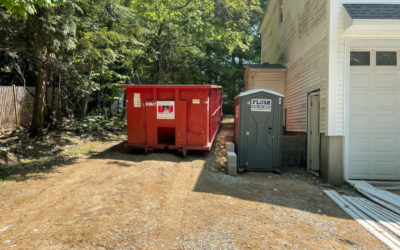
xmin=234 ymin=89 xmax=284 ymax=173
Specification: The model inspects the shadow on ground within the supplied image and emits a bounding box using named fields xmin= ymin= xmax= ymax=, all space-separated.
xmin=0 ymin=156 xmax=80 ymax=182
xmin=0 ymin=119 xmax=352 ymax=220
xmin=0 ymin=130 xmax=124 ymax=182
xmin=1 ymin=131 xmax=74 ymax=163
xmin=89 ymin=141 xmax=208 ymax=165
xmin=192 ymin=120 xmax=354 ymax=220
xmin=88 ymin=119 xmax=350 ymax=220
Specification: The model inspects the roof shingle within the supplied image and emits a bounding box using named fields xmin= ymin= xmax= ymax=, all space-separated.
xmin=344 ymin=4 xmax=400 ymax=20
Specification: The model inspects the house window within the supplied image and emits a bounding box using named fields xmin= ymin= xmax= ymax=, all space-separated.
xmin=279 ymin=0 xmax=283 ymax=23
xmin=376 ymin=52 xmax=397 ymax=66
xmin=350 ymin=52 xmax=370 ymax=66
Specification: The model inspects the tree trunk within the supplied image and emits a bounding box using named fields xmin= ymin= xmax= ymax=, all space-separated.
xmin=81 ymin=66 xmax=93 ymax=119
xmin=58 ymin=74 xmax=62 ymax=121
xmin=131 ymin=21 xmax=166 ymax=75
xmin=30 ymin=61 xmax=46 ymax=136
xmin=81 ymin=96 xmax=90 ymax=119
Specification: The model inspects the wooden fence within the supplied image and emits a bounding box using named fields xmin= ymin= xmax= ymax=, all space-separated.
xmin=0 ymin=86 xmax=35 ymax=129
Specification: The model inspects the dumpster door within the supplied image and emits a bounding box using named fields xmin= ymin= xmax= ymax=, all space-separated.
xmin=243 ymin=95 xmax=274 ymax=170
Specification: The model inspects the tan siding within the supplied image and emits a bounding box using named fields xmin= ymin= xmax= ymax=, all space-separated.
xmin=253 ymin=72 xmax=286 ymax=95
xmin=260 ymin=1 xmax=281 ymax=64
xmin=244 ymin=68 xmax=251 ymax=91
xmin=260 ymin=0 xmax=329 ymax=132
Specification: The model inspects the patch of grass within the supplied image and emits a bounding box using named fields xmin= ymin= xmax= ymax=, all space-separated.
xmin=0 ymin=140 xmax=103 ymax=181
xmin=0 ymin=179 xmax=5 ymax=190
xmin=61 ymin=142 xmax=100 ymax=157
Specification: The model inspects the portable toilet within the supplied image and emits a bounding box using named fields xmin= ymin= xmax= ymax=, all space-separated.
xmin=234 ymin=89 xmax=284 ymax=173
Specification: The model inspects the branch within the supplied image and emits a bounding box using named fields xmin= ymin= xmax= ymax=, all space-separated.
xmin=0 ymin=47 xmax=25 ymax=52
xmin=161 ymin=41 xmax=196 ymax=48
xmin=12 ymin=62 xmax=25 ymax=85
xmin=173 ymin=0 xmax=194 ymax=11
xmin=11 ymin=58 xmax=35 ymax=97
xmin=131 ymin=20 xmax=167 ymax=74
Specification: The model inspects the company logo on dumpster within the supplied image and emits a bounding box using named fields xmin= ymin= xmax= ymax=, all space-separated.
xmin=157 ymin=101 xmax=175 ymax=119
xmin=251 ymin=99 xmax=272 ymax=112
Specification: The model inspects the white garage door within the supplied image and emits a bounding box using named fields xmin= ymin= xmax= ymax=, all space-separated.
xmin=349 ymin=50 xmax=400 ymax=180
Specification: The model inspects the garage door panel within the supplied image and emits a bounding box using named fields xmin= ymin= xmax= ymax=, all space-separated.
xmin=374 ymin=94 xmax=398 ymax=110
xmin=374 ymin=73 xmax=398 ymax=89
xmin=374 ymin=112 xmax=399 ymax=132
xmin=349 ymin=136 xmax=369 ymax=152
xmin=349 ymin=152 xmax=371 ymax=161
xmin=349 ymin=160 xmax=370 ymax=177
xmin=373 ymin=137 xmax=397 ymax=152
xmin=351 ymin=73 xmax=372 ymax=89
xmin=350 ymin=93 xmax=372 ymax=109
xmin=349 ymin=53 xmax=400 ymax=180
xmin=349 ymin=115 xmax=370 ymax=132
xmin=373 ymin=162 xmax=397 ymax=177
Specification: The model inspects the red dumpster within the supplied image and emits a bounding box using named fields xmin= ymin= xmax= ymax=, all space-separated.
xmin=121 ymin=85 xmax=223 ymax=155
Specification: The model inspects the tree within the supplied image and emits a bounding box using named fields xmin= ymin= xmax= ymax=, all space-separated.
xmin=0 ymin=0 xmax=64 ymax=19
xmin=128 ymin=0 xmax=260 ymax=82
xmin=0 ymin=0 xmax=266 ymax=135
xmin=1 ymin=0 xmax=73 ymax=136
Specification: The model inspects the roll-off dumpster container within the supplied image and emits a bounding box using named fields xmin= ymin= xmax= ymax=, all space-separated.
xmin=121 ymin=85 xmax=222 ymax=155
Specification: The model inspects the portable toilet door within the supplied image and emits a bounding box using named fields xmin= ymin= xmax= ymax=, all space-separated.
xmin=235 ymin=89 xmax=284 ymax=173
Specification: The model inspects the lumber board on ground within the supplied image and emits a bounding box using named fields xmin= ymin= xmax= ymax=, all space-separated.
xmin=344 ymin=196 xmax=400 ymax=237
xmin=324 ymin=190 xmax=400 ymax=250
xmin=349 ymin=181 xmax=400 ymax=214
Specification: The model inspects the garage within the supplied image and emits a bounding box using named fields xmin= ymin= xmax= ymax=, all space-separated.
xmin=348 ymin=49 xmax=400 ymax=180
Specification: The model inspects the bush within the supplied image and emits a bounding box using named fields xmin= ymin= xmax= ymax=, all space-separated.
xmin=67 ymin=115 xmax=126 ymax=134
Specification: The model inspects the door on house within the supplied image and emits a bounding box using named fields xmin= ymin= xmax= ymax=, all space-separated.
xmin=307 ymin=93 xmax=320 ymax=175
xmin=348 ymin=50 xmax=400 ymax=180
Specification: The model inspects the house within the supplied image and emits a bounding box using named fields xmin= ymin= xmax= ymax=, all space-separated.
xmin=253 ymin=0 xmax=400 ymax=185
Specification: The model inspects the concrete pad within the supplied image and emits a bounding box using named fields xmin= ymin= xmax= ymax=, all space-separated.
xmin=227 ymin=151 xmax=237 ymax=176
xmin=226 ymin=141 xmax=235 ymax=153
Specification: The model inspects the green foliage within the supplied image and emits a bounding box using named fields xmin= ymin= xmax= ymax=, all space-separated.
xmin=68 ymin=115 xmax=126 ymax=134
xmin=0 ymin=0 xmax=64 ymax=19
xmin=0 ymin=0 xmax=266 ymax=131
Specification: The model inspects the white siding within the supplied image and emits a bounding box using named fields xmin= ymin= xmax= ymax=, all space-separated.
xmin=330 ymin=0 xmax=400 ymax=136
xmin=259 ymin=0 xmax=330 ymax=133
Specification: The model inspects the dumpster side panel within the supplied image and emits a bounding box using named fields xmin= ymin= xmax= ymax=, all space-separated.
xmin=175 ymin=100 xmax=187 ymax=147
xmin=209 ymin=88 xmax=222 ymax=143
xmin=157 ymin=88 xmax=174 ymax=100
xmin=126 ymin=88 xmax=153 ymax=145
xmin=184 ymin=89 xmax=209 ymax=146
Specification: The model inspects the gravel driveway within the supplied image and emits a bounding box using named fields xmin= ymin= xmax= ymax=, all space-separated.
xmin=0 ymin=120 xmax=385 ymax=249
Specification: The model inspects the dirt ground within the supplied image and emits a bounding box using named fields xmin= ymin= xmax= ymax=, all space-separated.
xmin=0 ymin=119 xmax=385 ymax=249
